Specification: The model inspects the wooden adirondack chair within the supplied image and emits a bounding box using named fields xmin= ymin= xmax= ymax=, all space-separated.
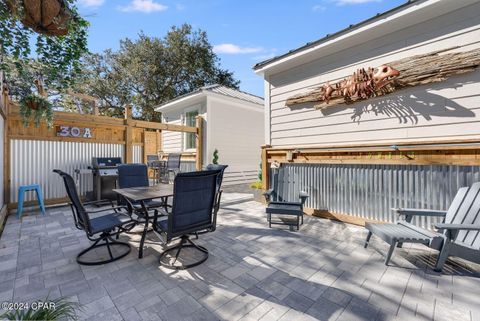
xmin=365 ymin=182 xmax=480 ymax=272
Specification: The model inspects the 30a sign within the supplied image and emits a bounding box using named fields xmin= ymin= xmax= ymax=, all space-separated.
xmin=57 ymin=125 xmax=93 ymax=138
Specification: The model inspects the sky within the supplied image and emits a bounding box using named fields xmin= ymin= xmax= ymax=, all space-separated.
xmin=77 ymin=0 xmax=406 ymax=97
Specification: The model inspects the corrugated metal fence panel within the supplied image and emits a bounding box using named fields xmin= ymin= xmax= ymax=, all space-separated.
xmin=133 ymin=145 xmax=143 ymax=164
xmin=270 ymin=164 xmax=480 ymax=229
xmin=180 ymin=161 xmax=196 ymax=172
xmin=10 ymin=139 xmax=124 ymax=203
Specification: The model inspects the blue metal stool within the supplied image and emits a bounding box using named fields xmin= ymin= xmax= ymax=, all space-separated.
xmin=17 ymin=184 xmax=46 ymax=218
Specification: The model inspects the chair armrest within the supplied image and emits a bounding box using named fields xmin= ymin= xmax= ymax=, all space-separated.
xmin=392 ymin=208 xmax=447 ymax=217
xmin=435 ymin=223 xmax=480 ymax=231
xmin=435 ymin=223 xmax=480 ymax=240
xmin=392 ymin=208 xmax=446 ymax=223
xmin=263 ymin=189 xmax=274 ymax=203
xmin=86 ymin=206 xmax=129 ymax=214
xmin=83 ymin=199 xmax=114 ymax=207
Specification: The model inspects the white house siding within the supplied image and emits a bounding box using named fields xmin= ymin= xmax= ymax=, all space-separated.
xmin=161 ymin=109 xmax=184 ymax=153
xmin=207 ymin=95 xmax=264 ymax=185
xmin=161 ymin=103 xmax=207 ymax=154
xmin=266 ymin=2 xmax=480 ymax=147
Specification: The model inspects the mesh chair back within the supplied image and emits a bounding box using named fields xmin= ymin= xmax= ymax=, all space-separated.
xmin=147 ymin=155 xmax=159 ymax=167
xmin=53 ymin=170 xmax=89 ymax=231
xmin=167 ymin=153 xmax=181 ymax=170
xmin=118 ymin=164 xmax=149 ymax=188
xmin=168 ymin=170 xmax=219 ymax=239
xmin=206 ymin=164 xmax=228 ymax=192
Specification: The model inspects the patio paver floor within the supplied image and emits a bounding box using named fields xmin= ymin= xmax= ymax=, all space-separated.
xmin=0 ymin=199 xmax=479 ymax=321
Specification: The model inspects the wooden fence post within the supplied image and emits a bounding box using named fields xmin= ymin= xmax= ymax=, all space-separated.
xmin=195 ymin=116 xmax=204 ymax=171
xmin=261 ymin=145 xmax=271 ymax=190
xmin=1 ymin=72 xmax=10 ymax=215
xmin=124 ymin=105 xmax=133 ymax=163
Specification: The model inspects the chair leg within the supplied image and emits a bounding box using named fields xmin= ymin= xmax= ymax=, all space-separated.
xmin=385 ymin=242 xmax=397 ymax=266
xmin=77 ymin=233 xmax=130 ymax=266
xmin=35 ymin=186 xmax=46 ymax=215
xmin=364 ymin=231 xmax=372 ymax=248
xmin=17 ymin=188 xmax=25 ymax=219
xmin=434 ymin=241 xmax=452 ymax=272
xmin=159 ymin=235 xmax=208 ymax=270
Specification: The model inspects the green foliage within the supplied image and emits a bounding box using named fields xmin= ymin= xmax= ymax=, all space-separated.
xmin=19 ymin=93 xmax=54 ymax=128
xmin=0 ymin=0 xmax=89 ymax=126
xmin=1 ymin=297 xmax=80 ymax=321
xmin=0 ymin=0 xmax=89 ymax=91
xmin=212 ymin=149 xmax=219 ymax=164
xmin=250 ymin=181 xmax=263 ymax=189
xmin=73 ymin=24 xmax=239 ymax=121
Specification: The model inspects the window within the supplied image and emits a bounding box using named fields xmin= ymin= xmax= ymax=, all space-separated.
xmin=185 ymin=110 xmax=198 ymax=150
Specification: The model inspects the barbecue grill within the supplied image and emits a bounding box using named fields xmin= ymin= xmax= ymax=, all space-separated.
xmin=91 ymin=157 xmax=122 ymax=201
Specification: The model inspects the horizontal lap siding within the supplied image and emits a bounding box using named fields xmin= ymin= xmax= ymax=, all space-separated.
xmin=208 ymin=96 xmax=264 ymax=185
xmin=271 ymin=163 xmax=480 ymax=229
xmin=162 ymin=113 xmax=183 ymax=153
xmin=268 ymin=3 xmax=480 ymax=147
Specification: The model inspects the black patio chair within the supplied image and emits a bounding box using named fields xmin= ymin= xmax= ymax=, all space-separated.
xmin=147 ymin=155 xmax=164 ymax=184
xmin=152 ymin=170 xmax=221 ymax=269
xmin=264 ymin=165 xmax=309 ymax=230
xmin=53 ymin=170 xmax=135 ymax=265
xmin=161 ymin=153 xmax=181 ymax=183
xmin=117 ymin=164 xmax=168 ymax=216
xmin=202 ymin=164 xmax=228 ymax=231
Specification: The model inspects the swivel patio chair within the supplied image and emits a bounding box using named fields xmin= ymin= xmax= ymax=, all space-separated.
xmin=365 ymin=182 xmax=480 ymax=272
xmin=117 ymin=164 xmax=169 ymax=218
xmin=147 ymin=154 xmax=163 ymax=184
xmin=161 ymin=153 xmax=181 ymax=183
xmin=264 ymin=164 xmax=309 ymax=230
xmin=152 ymin=170 xmax=220 ymax=269
xmin=53 ymin=170 xmax=135 ymax=265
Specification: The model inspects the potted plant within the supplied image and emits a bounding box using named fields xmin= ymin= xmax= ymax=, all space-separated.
xmin=19 ymin=92 xmax=54 ymax=127
xmin=0 ymin=0 xmax=89 ymax=128
xmin=6 ymin=0 xmax=73 ymax=36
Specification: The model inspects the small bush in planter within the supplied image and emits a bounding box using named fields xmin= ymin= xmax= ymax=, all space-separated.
xmin=19 ymin=93 xmax=54 ymax=128
xmin=212 ymin=149 xmax=219 ymax=164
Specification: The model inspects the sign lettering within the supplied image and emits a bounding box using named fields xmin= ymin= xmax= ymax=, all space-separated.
xmin=56 ymin=126 xmax=93 ymax=138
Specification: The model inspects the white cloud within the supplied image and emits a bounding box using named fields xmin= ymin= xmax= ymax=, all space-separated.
xmin=213 ymin=44 xmax=263 ymax=54
xmin=333 ymin=0 xmax=382 ymax=5
xmin=176 ymin=3 xmax=185 ymax=10
xmin=118 ymin=0 xmax=168 ymax=13
xmin=79 ymin=0 xmax=105 ymax=7
xmin=312 ymin=5 xmax=326 ymax=12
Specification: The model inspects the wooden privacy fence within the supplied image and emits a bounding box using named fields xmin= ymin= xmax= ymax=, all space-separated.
xmin=4 ymin=99 xmax=204 ymax=209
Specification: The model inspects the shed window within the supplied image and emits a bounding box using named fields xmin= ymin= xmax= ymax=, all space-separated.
xmin=185 ymin=110 xmax=198 ymax=150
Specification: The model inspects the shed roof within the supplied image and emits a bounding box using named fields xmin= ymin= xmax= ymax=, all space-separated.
xmin=154 ymin=84 xmax=263 ymax=112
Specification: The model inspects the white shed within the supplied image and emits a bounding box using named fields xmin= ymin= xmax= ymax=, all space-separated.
xmin=155 ymin=85 xmax=264 ymax=185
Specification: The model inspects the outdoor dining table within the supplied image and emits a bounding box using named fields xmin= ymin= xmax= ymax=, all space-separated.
xmin=113 ymin=184 xmax=174 ymax=259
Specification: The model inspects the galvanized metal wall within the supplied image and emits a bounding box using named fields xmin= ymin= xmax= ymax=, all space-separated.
xmin=270 ymin=164 xmax=480 ymax=229
xmin=133 ymin=145 xmax=143 ymax=164
xmin=10 ymin=139 xmax=124 ymax=203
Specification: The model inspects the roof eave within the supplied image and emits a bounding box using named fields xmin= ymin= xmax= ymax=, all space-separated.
xmin=253 ymin=0 xmax=421 ymax=74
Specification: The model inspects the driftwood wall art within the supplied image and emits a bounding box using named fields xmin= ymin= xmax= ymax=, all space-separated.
xmin=286 ymin=47 xmax=480 ymax=110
